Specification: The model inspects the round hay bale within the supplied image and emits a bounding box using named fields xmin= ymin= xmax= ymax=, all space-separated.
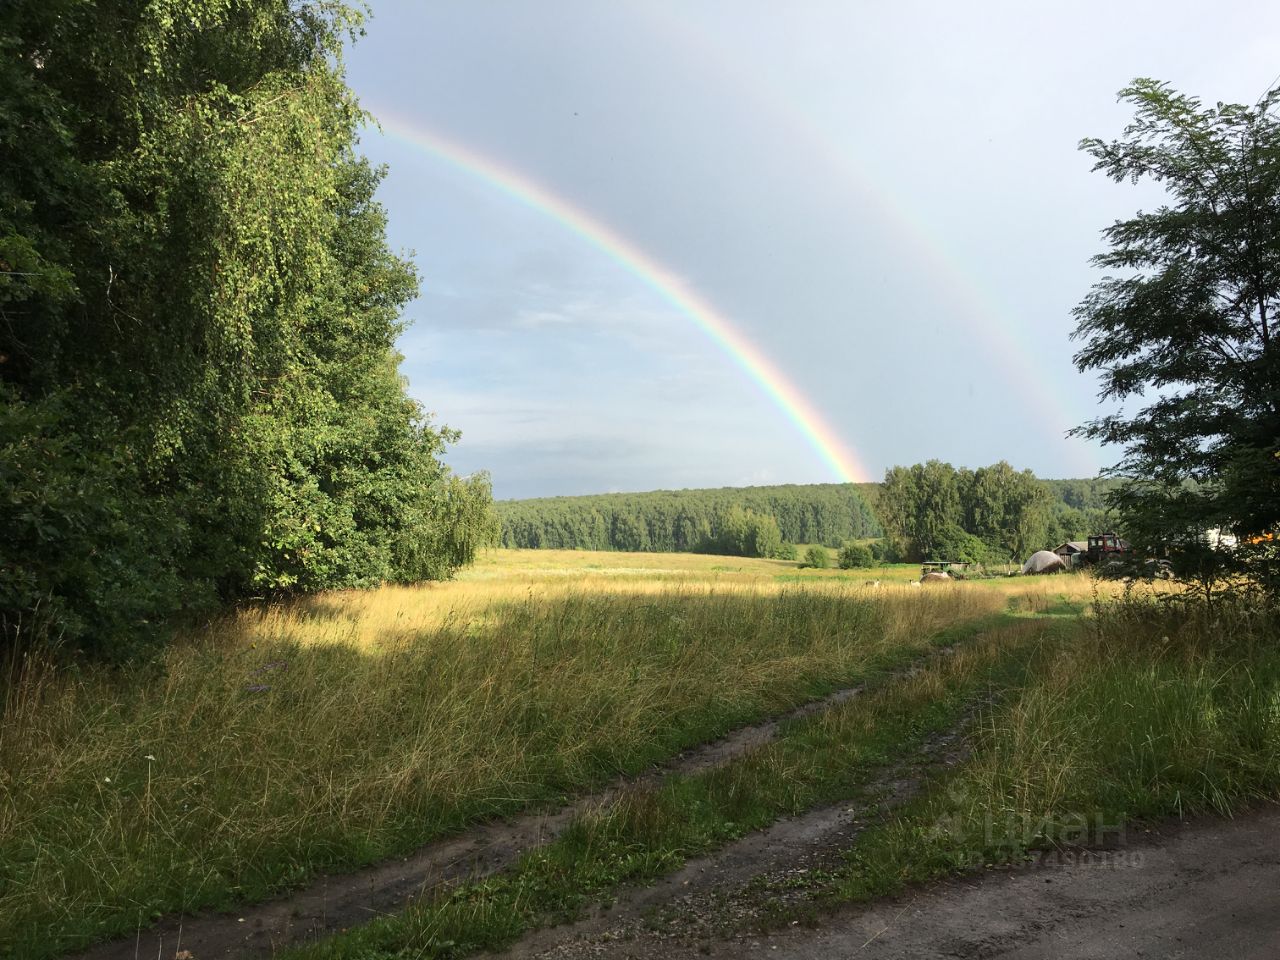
xmin=1021 ymin=550 xmax=1066 ymax=575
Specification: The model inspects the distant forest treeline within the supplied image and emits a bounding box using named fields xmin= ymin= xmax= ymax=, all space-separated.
xmin=495 ymin=474 xmax=1121 ymax=559
xmin=497 ymin=484 xmax=882 ymax=555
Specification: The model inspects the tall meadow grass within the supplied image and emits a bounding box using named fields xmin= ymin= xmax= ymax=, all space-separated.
xmin=281 ymin=617 xmax=1053 ymax=960
xmin=0 ymin=578 xmax=997 ymax=957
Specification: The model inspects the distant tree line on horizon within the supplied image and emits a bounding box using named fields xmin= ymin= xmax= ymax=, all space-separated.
xmin=496 ymin=484 xmax=882 ymax=557
xmin=495 ymin=472 xmax=1118 ymax=561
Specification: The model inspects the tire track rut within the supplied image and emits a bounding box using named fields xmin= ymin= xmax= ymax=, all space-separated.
xmin=69 ymin=648 xmax=957 ymax=960
xmin=496 ymin=715 xmax=974 ymax=959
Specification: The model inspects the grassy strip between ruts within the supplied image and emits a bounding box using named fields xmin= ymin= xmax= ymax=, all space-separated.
xmin=792 ymin=594 xmax=1280 ymax=910
xmin=1 ymin=585 xmax=1005 ymax=959
xmin=281 ymin=614 xmax=1061 ymax=960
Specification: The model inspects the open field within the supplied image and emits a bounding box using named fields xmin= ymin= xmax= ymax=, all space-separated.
xmin=1 ymin=548 xmax=1035 ymax=958
xmin=272 ymin=589 xmax=1280 ymax=960
xmin=463 ymin=547 xmax=1023 ymax=590
xmin=4 ymin=548 xmax=1274 ymax=960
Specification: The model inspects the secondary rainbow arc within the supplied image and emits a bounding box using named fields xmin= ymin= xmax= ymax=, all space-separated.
xmin=374 ymin=111 xmax=873 ymax=484
xmin=636 ymin=6 xmax=1101 ymax=476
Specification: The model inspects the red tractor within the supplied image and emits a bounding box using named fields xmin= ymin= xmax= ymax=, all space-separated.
xmin=1083 ymin=533 xmax=1131 ymax=566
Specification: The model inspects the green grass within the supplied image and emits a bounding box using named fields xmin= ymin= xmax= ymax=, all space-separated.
xmin=0 ymin=545 xmax=1195 ymax=960
xmin=281 ymin=616 xmax=1051 ymax=960
xmin=284 ymin=588 xmax=1280 ymax=958
xmin=825 ymin=594 xmax=1280 ymax=904
xmin=0 ymin=576 xmax=1000 ymax=959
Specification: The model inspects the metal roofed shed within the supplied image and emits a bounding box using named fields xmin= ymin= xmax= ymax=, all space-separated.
xmin=1054 ymin=541 xmax=1089 ymax=569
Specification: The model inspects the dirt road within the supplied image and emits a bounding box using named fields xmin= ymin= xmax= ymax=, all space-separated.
xmin=65 ymin=628 xmax=1279 ymax=960
xmin=504 ymin=806 xmax=1280 ymax=959
xmin=764 ymin=807 xmax=1280 ymax=959
xmin=66 ymin=676 xmax=881 ymax=960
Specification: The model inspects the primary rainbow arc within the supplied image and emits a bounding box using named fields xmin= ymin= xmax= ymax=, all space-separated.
xmin=375 ymin=112 xmax=872 ymax=484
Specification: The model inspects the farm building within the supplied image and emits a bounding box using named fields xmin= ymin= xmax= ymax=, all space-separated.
xmin=1054 ymin=541 xmax=1089 ymax=568
xmin=1054 ymin=542 xmax=1085 ymax=563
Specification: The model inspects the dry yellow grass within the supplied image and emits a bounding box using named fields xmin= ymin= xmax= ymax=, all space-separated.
xmin=211 ymin=549 xmax=1120 ymax=652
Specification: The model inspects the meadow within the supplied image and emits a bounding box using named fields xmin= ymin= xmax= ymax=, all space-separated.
xmin=4 ymin=549 xmax=1276 ymax=960
xmin=1 ymin=549 xmax=1003 ymax=957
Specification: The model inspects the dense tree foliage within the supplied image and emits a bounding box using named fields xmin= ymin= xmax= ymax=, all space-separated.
xmin=878 ymin=461 xmax=1105 ymax=562
xmin=879 ymin=461 xmax=964 ymax=561
xmin=1040 ymin=478 xmax=1121 ymax=548
xmin=497 ymin=484 xmax=881 ymax=556
xmin=497 ymin=476 xmax=1108 ymax=562
xmin=1 ymin=1 xmax=492 ymax=656
xmin=703 ymin=505 xmax=788 ymax=559
xmin=837 ymin=542 xmax=874 ymax=569
xmin=1073 ymin=80 xmax=1280 ymax=596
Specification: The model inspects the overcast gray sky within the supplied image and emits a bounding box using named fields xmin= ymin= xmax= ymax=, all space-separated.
xmin=344 ymin=1 xmax=1280 ymax=500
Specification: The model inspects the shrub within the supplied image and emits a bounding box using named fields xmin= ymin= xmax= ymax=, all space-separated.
xmin=838 ymin=542 xmax=875 ymax=569
xmin=802 ymin=545 xmax=830 ymax=569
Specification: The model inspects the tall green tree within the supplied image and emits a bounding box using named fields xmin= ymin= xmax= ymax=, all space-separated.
xmin=1073 ymin=80 xmax=1280 ymax=594
xmin=879 ymin=461 xmax=962 ymax=560
xmin=878 ymin=461 xmax=1055 ymax=562
xmin=963 ymin=461 xmax=1051 ymax=560
xmin=1 ymin=1 xmax=491 ymax=656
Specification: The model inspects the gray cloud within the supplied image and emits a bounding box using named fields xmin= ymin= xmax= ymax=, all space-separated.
xmin=347 ymin=0 xmax=1280 ymax=497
